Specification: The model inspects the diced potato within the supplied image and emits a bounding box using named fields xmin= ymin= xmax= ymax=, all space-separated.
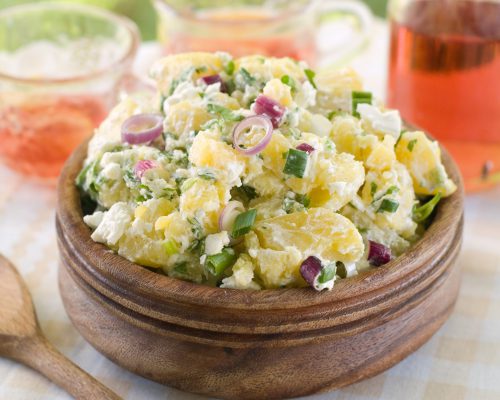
xmin=395 ymin=131 xmax=456 ymax=196
xmin=365 ymin=135 xmax=397 ymax=171
xmin=150 ymin=52 xmax=224 ymax=95
xmin=253 ymin=208 xmax=364 ymax=263
xmin=260 ymin=131 xmax=291 ymax=176
xmin=164 ymin=101 xmax=211 ymax=137
xmin=236 ymin=55 xmax=306 ymax=83
xmin=263 ymin=79 xmax=293 ymax=107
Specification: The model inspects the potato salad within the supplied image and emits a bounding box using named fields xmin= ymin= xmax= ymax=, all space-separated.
xmin=77 ymin=52 xmax=456 ymax=291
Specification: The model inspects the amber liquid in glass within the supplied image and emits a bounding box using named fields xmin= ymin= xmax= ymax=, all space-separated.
xmin=388 ymin=0 xmax=500 ymax=191
xmin=0 ymin=95 xmax=107 ymax=180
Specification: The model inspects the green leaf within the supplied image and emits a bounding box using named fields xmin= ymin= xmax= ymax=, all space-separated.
xmin=205 ymin=248 xmax=237 ymax=277
xmin=232 ymin=209 xmax=257 ymax=238
xmin=283 ymin=148 xmax=308 ymax=178
xmin=304 ymin=69 xmax=317 ymax=89
xmin=370 ymin=182 xmax=378 ymax=198
xmin=413 ymin=193 xmax=442 ymax=222
xmin=377 ymin=199 xmax=400 ymax=213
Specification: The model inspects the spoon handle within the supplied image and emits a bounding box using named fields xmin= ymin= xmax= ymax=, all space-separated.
xmin=13 ymin=335 xmax=122 ymax=400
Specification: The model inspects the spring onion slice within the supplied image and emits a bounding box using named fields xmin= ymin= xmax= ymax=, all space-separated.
xmin=283 ymin=148 xmax=308 ymax=178
xmin=205 ymin=248 xmax=237 ymax=277
xmin=352 ymin=91 xmax=373 ymax=117
xmin=231 ymin=209 xmax=257 ymax=238
xmin=377 ymin=198 xmax=399 ymax=213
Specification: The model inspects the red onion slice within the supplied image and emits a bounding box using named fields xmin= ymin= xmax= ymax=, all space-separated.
xmin=368 ymin=240 xmax=392 ymax=266
xmin=121 ymin=113 xmax=163 ymax=145
xmin=232 ymin=115 xmax=273 ymax=156
xmin=218 ymin=201 xmax=245 ymax=232
xmin=300 ymin=256 xmax=323 ymax=288
xmin=296 ymin=143 xmax=315 ymax=154
xmin=201 ymin=74 xmax=227 ymax=93
xmin=254 ymin=95 xmax=285 ymax=128
xmin=134 ymin=160 xmax=156 ymax=179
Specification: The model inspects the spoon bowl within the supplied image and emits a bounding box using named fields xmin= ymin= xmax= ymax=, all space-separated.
xmin=0 ymin=254 xmax=121 ymax=400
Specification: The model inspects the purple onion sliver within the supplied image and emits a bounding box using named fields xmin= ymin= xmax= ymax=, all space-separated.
xmin=232 ymin=115 xmax=274 ymax=156
xmin=368 ymin=240 xmax=392 ymax=267
xmin=121 ymin=113 xmax=163 ymax=145
xmin=254 ymin=95 xmax=285 ymax=128
xmin=134 ymin=160 xmax=156 ymax=180
xmin=201 ymin=74 xmax=227 ymax=93
xmin=296 ymin=143 xmax=315 ymax=154
xmin=300 ymin=256 xmax=323 ymax=289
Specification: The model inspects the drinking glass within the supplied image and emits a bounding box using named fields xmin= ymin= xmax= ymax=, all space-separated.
xmin=0 ymin=3 xmax=139 ymax=181
xmin=387 ymin=0 xmax=500 ymax=192
xmin=153 ymin=0 xmax=373 ymax=68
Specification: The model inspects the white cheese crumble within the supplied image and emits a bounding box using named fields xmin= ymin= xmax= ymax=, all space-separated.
xmin=91 ymin=202 xmax=132 ymax=246
xmin=357 ymin=103 xmax=402 ymax=138
xmin=204 ymin=231 xmax=230 ymax=256
xmin=83 ymin=211 xmax=105 ymax=229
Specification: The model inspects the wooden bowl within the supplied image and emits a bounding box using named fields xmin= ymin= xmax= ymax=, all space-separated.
xmin=56 ymin=139 xmax=464 ymax=400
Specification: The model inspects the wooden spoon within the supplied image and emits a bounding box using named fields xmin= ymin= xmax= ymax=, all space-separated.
xmin=0 ymin=254 xmax=121 ymax=400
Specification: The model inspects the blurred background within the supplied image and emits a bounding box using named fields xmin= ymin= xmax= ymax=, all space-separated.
xmin=0 ymin=0 xmax=388 ymax=41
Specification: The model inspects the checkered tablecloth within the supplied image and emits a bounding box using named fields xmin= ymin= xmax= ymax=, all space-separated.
xmin=1 ymin=19 xmax=499 ymax=400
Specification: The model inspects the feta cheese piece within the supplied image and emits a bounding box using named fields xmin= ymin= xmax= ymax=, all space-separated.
xmin=357 ymin=103 xmax=402 ymax=139
xmin=204 ymin=231 xmax=230 ymax=256
xmin=83 ymin=211 xmax=105 ymax=229
xmin=91 ymin=202 xmax=132 ymax=246
xmin=101 ymin=162 xmax=122 ymax=180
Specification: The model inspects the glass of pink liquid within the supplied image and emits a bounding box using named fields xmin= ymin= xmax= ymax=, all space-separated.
xmin=387 ymin=0 xmax=500 ymax=192
xmin=153 ymin=0 xmax=374 ymax=68
xmin=0 ymin=3 xmax=140 ymax=181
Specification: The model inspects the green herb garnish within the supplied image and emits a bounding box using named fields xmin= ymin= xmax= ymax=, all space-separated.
xmin=413 ymin=193 xmax=442 ymax=222
xmin=207 ymin=103 xmax=244 ymax=121
xmin=407 ymin=139 xmax=418 ymax=152
xmin=318 ymin=263 xmax=336 ymax=284
xmin=283 ymin=148 xmax=308 ymax=178
xmin=225 ymin=60 xmax=235 ymax=75
xmin=240 ymin=68 xmax=256 ymax=85
xmin=370 ymin=182 xmax=378 ymax=198
xmin=232 ymin=209 xmax=257 ymax=238
xmin=198 ymin=169 xmax=216 ymax=181
xmin=281 ymin=75 xmax=297 ymax=92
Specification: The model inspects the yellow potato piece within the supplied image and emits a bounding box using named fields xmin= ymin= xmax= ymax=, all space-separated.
xmin=395 ymin=131 xmax=456 ymax=196
xmin=253 ymin=208 xmax=364 ymax=263
xmin=164 ymin=101 xmax=212 ymax=137
xmin=236 ymin=55 xmax=306 ymax=82
xmin=263 ymin=79 xmax=293 ymax=107
xmin=150 ymin=52 xmax=224 ymax=95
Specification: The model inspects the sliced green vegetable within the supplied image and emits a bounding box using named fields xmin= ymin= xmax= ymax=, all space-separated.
xmin=205 ymin=248 xmax=237 ymax=277
xmin=232 ymin=209 xmax=257 ymax=238
xmin=304 ymin=69 xmax=317 ymax=89
xmin=413 ymin=193 xmax=442 ymax=222
xmin=283 ymin=148 xmax=308 ymax=178
xmin=377 ymin=199 xmax=400 ymax=213
xmin=370 ymin=182 xmax=378 ymax=198
xmin=352 ymin=91 xmax=373 ymax=117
